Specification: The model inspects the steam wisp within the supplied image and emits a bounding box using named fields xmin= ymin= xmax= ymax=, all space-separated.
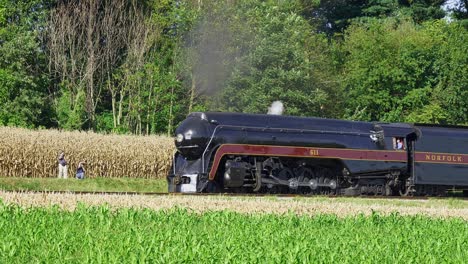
xmin=267 ymin=101 xmax=284 ymax=115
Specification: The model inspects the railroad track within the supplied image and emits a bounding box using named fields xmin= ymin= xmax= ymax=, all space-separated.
xmin=2 ymin=190 xmax=467 ymax=200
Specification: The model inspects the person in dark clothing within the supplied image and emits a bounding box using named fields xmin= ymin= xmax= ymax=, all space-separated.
xmin=76 ymin=161 xmax=86 ymax=180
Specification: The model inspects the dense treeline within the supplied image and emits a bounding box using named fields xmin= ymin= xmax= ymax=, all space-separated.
xmin=0 ymin=0 xmax=467 ymax=134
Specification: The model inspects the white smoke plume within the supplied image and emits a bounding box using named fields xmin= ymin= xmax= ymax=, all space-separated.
xmin=267 ymin=101 xmax=284 ymax=115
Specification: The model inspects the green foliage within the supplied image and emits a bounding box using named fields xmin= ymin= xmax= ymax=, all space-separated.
xmin=56 ymin=88 xmax=86 ymax=130
xmin=307 ymin=0 xmax=447 ymax=35
xmin=213 ymin=1 xmax=339 ymax=117
xmin=95 ymin=111 xmax=115 ymax=133
xmin=450 ymin=0 xmax=468 ymax=29
xmin=0 ymin=0 xmax=52 ymax=128
xmin=98 ymin=0 xmax=191 ymax=135
xmin=0 ymin=205 xmax=467 ymax=262
xmin=0 ymin=0 xmax=466 ymax=131
xmin=430 ymin=21 xmax=468 ymax=124
xmin=340 ymin=18 xmax=467 ymax=124
xmin=0 ymin=177 xmax=167 ymax=193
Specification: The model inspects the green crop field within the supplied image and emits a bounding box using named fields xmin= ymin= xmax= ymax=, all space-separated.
xmin=0 ymin=203 xmax=466 ymax=263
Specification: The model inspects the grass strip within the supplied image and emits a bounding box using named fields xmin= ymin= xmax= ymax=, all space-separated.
xmin=0 ymin=177 xmax=167 ymax=193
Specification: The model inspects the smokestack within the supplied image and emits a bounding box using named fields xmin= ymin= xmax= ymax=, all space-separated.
xmin=267 ymin=101 xmax=284 ymax=115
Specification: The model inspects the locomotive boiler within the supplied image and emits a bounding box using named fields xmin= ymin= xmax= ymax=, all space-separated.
xmin=167 ymin=112 xmax=468 ymax=196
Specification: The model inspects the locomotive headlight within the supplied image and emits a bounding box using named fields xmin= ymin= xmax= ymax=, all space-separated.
xmin=176 ymin=134 xmax=184 ymax=143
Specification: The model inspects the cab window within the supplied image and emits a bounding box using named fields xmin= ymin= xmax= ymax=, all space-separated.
xmin=393 ymin=137 xmax=405 ymax=150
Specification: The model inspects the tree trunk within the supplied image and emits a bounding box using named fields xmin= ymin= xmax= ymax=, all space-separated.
xmin=168 ymin=85 xmax=174 ymax=136
xmin=151 ymin=93 xmax=159 ymax=135
xmin=85 ymin=0 xmax=97 ymax=129
xmin=146 ymin=81 xmax=152 ymax=135
xmin=137 ymin=114 xmax=142 ymax=135
xmin=117 ymin=89 xmax=125 ymax=126
xmin=111 ymin=90 xmax=117 ymax=128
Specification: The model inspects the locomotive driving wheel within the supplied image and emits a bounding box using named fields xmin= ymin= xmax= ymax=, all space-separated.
xmin=384 ymin=180 xmax=394 ymax=196
xmin=399 ymin=186 xmax=415 ymax=197
xmin=295 ymin=167 xmax=314 ymax=194
xmin=264 ymin=167 xmax=294 ymax=194
xmin=316 ymin=168 xmax=337 ymax=195
xmin=278 ymin=168 xmax=296 ymax=193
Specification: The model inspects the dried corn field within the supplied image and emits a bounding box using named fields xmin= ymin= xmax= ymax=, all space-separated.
xmin=0 ymin=127 xmax=174 ymax=179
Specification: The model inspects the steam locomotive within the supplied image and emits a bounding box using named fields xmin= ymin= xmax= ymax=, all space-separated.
xmin=167 ymin=112 xmax=468 ymax=196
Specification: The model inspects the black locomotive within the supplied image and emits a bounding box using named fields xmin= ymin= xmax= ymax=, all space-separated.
xmin=167 ymin=112 xmax=468 ymax=196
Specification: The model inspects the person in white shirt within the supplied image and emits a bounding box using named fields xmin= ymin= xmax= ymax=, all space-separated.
xmin=396 ymin=139 xmax=403 ymax=150
xmin=58 ymin=151 xmax=68 ymax=178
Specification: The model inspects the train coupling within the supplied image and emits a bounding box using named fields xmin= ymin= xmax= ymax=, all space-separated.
xmin=167 ymin=174 xmax=198 ymax=193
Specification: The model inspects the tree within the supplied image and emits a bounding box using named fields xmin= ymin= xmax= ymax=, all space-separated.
xmin=427 ymin=21 xmax=468 ymax=124
xmin=48 ymin=0 xmax=105 ymax=129
xmin=1 ymin=0 xmax=464 ymax=131
xmin=47 ymin=0 xmax=167 ymax=133
xmin=0 ymin=0 xmax=53 ymax=128
xmin=451 ymin=0 xmax=468 ymax=28
xmin=214 ymin=1 xmax=340 ymax=117
xmin=301 ymin=0 xmax=447 ymax=36
xmin=340 ymin=18 xmax=467 ymax=124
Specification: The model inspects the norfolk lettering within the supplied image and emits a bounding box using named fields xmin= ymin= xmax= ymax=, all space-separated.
xmin=425 ymin=154 xmax=463 ymax=163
